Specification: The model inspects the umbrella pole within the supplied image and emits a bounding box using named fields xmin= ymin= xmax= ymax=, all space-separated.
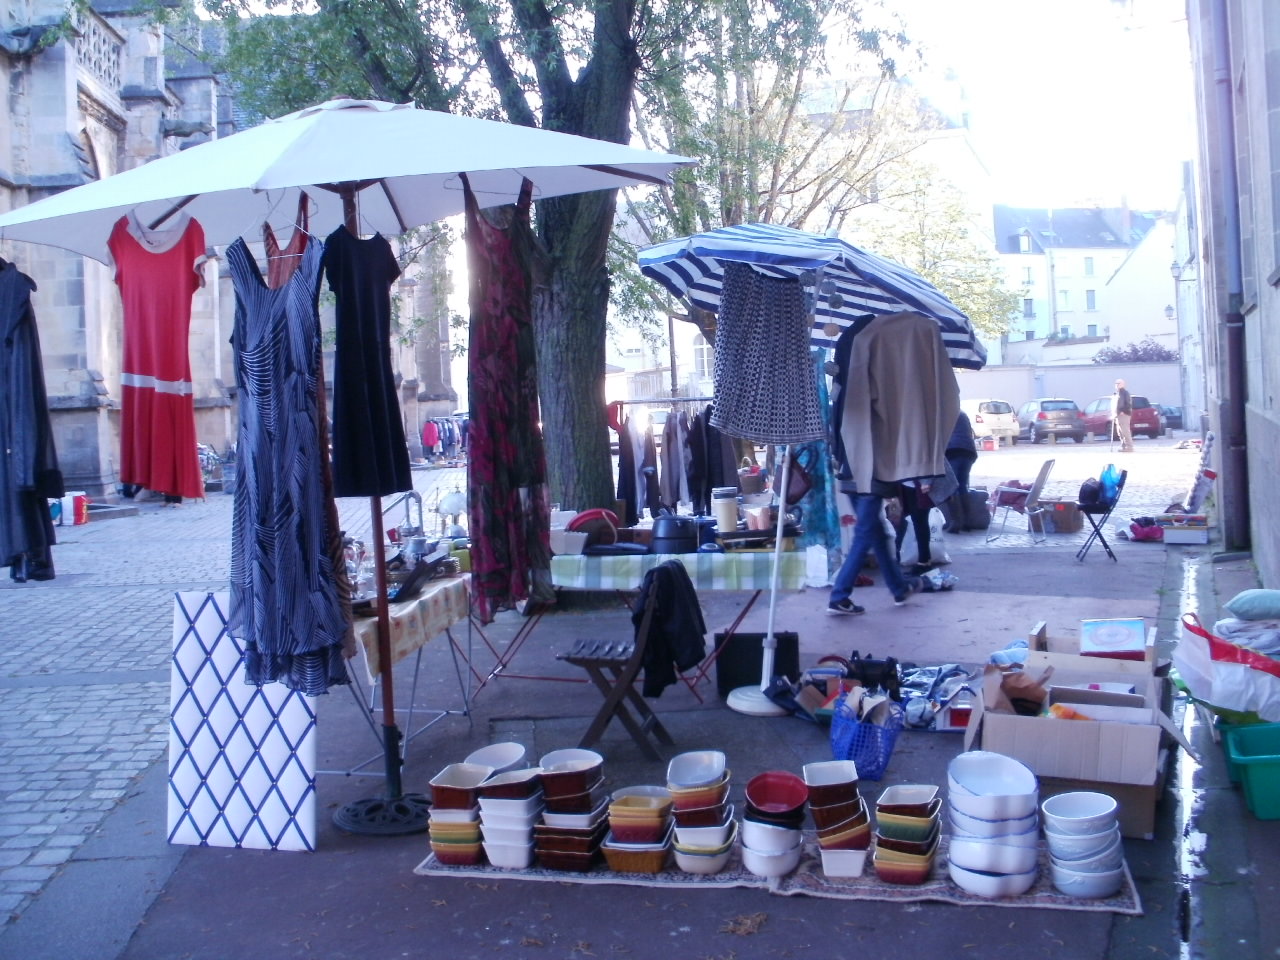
xmin=332 ymin=186 xmax=430 ymax=835
xmin=726 ymin=443 xmax=791 ymax=718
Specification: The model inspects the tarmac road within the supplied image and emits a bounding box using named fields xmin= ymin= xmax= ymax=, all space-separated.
xmin=1 ymin=432 xmax=1274 ymax=960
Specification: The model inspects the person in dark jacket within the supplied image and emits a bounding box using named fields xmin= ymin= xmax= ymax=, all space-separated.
xmin=943 ymin=411 xmax=978 ymax=532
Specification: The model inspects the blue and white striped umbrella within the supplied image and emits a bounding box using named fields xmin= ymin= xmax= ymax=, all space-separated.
xmin=638 ymin=222 xmax=987 ymax=370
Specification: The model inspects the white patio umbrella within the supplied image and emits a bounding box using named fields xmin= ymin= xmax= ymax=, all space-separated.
xmin=0 ymin=97 xmax=694 ymax=830
xmin=639 ymin=223 xmax=983 ymax=717
xmin=0 ymin=98 xmax=693 ymax=263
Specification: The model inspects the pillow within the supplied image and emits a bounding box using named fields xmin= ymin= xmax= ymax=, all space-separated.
xmin=1224 ymin=589 xmax=1280 ymax=621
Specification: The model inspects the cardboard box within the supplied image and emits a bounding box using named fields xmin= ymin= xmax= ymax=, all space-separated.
xmin=1040 ymin=751 xmax=1170 ymax=840
xmin=968 ymin=626 xmax=1192 ymax=838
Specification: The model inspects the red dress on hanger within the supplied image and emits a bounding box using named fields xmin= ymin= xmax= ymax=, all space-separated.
xmin=107 ymin=212 xmax=207 ymax=500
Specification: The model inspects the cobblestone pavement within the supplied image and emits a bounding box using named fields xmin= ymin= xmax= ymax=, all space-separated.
xmin=0 ymin=435 xmax=1201 ymax=925
xmin=0 ymin=462 xmax=464 ymax=925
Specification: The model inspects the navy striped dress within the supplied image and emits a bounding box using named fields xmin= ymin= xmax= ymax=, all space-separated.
xmin=226 ymin=235 xmax=352 ymax=694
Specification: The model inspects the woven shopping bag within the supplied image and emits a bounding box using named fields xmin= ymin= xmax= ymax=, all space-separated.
xmin=829 ymin=694 xmax=905 ymax=781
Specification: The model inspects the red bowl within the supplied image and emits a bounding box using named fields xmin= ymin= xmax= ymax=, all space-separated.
xmin=809 ymin=797 xmax=863 ymax=831
xmin=745 ymin=771 xmax=808 ymax=814
xmin=672 ymin=800 xmax=729 ymax=828
xmin=609 ymin=816 xmax=672 ymax=845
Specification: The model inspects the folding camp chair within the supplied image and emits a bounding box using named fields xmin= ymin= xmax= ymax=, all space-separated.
xmin=556 ymin=597 xmax=677 ymax=760
xmin=1076 ymin=469 xmax=1127 ymax=562
xmin=986 ymin=459 xmax=1055 ymax=543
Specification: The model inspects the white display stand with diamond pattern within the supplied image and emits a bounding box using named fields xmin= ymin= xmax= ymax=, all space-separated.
xmin=168 ymin=592 xmax=317 ymax=851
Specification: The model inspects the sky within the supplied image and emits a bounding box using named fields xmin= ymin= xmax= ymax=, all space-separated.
xmin=896 ymin=0 xmax=1195 ymax=210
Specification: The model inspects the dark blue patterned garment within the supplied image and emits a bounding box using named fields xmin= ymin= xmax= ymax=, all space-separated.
xmin=225 ymin=235 xmax=351 ymax=694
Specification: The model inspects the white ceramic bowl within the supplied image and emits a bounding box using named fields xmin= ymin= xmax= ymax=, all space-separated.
xmin=1050 ymin=834 xmax=1124 ymax=874
xmin=1044 ymin=823 xmax=1121 ymax=861
xmin=539 ymin=748 xmax=604 ymax=773
xmin=947 ymin=835 xmax=1040 ymax=875
xmin=802 ymin=760 xmax=859 ymax=790
xmin=666 ymin=750 xmax=727 ymax=788
xmin=819 ymin=847 xmax=869 ymax=878
xmin=947 ymin=802 xmax=1038 ymax=839
xmin=673 ymin=804 xmax=734 ymax=849
xmin=741 ymin=817 xmax=803 ymax=854
xmin=480 ymin=822 xmax=534 ymax=846
xmin=464 ymin=741 xmax=528 ymax=773
xmin=948 ymin=859 xmax=1039 ymax=898
xmin=1040 ymin=791 xmax=1119 ymax=836
xmin=951 ymin=818 xmax=1041 ymax=848
xmin=742 ymin=841 xmax=803 ymax=878
xmin=1050 ymin=860 xmax=1125 ymax=898
xmin=427 ymin=806 xmax=479 ymax=823
xmin=542 ymin=797 xmax=609 ymax=829
xmin=482 ymin=840 xmax=534 ymax=869
xmin=478 ymin=792 xmax=544 ymax=819
xmin=674 ymin=820 xmax=738 ymax=858
xmin=947 ymin=751 xmax=1038 ymax=820
xmin=674 ymin=835 xmax=734 ymax=875
xmin=478 ymin=807 xmax=542 ymax=831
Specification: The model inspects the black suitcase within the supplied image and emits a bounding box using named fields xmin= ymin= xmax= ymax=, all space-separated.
xmin=965 ymin=489 xmax=991 ymax=530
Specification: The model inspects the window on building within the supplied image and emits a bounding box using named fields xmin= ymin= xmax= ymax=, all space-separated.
xmin=1085 ymin=289 xmax=1097 ymax=310
xmin=1087 ymin=324 xmax=1098 ymax=337
xmin=693 ymin=334 xmax=713 ymax=380
xmin=1059 ymin=324 xmax=1071 ymax=338
xmin=1026 ymin=330 xmax=1036 ymax=340
xmin=1018 ymin=233 xmax=1031 ymax=253
xmin=622 ymin=346 xmax=643 ymax=358
xmin=1058 ymin=290 xmax=1070 ymax=311
xmin=1022 ymin=298 xmax=1035 ymax=318
xmin=1084 ymin=256 xmax=1095 ymax=276
xmin=1022 ymin=266 xmax=1033 ymax=285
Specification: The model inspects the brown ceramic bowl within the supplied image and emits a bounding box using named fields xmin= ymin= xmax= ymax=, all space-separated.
xmin=802 ymin=760 xmax=860 ymax=807
xmin=875 ymin=783 xmax=940 ymax=818
xmin=745 ymin=771 xmax=809 ymax=815
xmin=476 ymin=767 xmax=543 ymax=800
xmin=816 ymin=816 xmax=872 ymax=851
xmin=430 ymin=840 xmax=484 ymax=866
xmin=538 ymin=748 xmax=605 ymax=799
xmin=542 ymin=767 xmax=605 ymax=801
xmin=429 ymin=762 xmax=496 ymax=810
xmin=809 ymin=796 xmax=865 ymax=831
xmin=608 ymin=816 xmax=672 ymax=845
xmin=872 ymin=849 xmax=934 ymax=885
xmin=543 ymin=779 xmax=608 ymax=814
xmin=672 ymin=800 xmax=730 ymax=828
xmin=668 ymin=773 xmax=730 ymax=811
xmin=874 ymin=819 xmax=940 ymax=856
xmin=533 ymin=819 xmax=609 ymax=853
xmin=537 ymin=847 xmax=601 ymax=871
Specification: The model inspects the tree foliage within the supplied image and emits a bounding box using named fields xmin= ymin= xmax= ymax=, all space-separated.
xmin=196 ymin=0 xmax=912 ymax=508
xmin=848 ymin=162 xmax=1017 ymax=341
xmin=1093 ymin=337 xmax=1179 ymax=364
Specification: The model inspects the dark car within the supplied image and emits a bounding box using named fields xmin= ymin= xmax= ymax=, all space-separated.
xmin=1016 ymin=398 xmax=1086 ymax=443
xmin=1159 ymin=404 xmax=1185 ymax=430
xmin=1080 ymin=394 xmax=1164 ymax=440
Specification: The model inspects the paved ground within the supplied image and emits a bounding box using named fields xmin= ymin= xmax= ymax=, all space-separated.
xmin=0 ymin=432 xmax=1271 ymax=960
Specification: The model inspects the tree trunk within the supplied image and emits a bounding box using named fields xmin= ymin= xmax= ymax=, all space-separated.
xmin=533 ymin=190 xmax=617 ymax=511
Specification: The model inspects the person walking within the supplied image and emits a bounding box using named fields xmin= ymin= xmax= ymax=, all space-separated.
xmin=1114 ymin=378 xmax=1134 ymax=452
xmin=943 ymin=411 xmax=978 ymax=532
xmin=827 ymin=481 xmax=921 ymax=614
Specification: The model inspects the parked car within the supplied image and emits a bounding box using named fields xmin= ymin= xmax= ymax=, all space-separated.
xmin=1159 ymin=404 xmax=1185 ymax=430
xmin=960 ymin=398 xmax=1019 ymax=444
xmin=1080 ymin=394 xmax=1164 ymax=440
xmin=1016 ymin=398 xmax=1086 ymax=444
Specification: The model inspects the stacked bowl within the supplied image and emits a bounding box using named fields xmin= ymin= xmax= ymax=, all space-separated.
xmin=803 ymin=761 xmax=869 ymax=877
xmin=602 ymin=786 xmax=674 ymax=874
xmin=476 ymin=765 xmax=543 ymax=869
xmin=741 ymin=771 xmax=808 ymax=878
xmin=533 ymin=748 xmax=608 ymax=870
xmin=873 ymin=784 xmax=942 ymax=885
xmin=666 ymin=752 xmax=737 ymax=874
xmin=946 ymin=751 xmax=1040 ymax=897
xmin=428 ymin=761 xmax=494 ymax=865
xmin=1042 ymin=791 xmax=1125 ymax=898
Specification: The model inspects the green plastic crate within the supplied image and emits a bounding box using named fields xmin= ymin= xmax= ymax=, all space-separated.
xmin=1218 ymin=719 xmax=1272 ymax=784
xmin=1225 ymin=724 xmax=1280 ymax=819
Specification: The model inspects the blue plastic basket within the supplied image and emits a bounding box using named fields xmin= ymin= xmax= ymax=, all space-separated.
xmin=829 ymin=696 xmax=904 ymax=780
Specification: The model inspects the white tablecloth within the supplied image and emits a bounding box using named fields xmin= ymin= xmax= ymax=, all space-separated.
xmin=351 ymin=574 xmax=470 ymax=683
xmin=550 ymin=552 xmax=806 ymax=592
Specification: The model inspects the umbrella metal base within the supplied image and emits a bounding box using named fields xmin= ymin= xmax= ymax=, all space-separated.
xmin=726 ymin=685 xmax=790 ymax=717
xmin=333 ymin=793 xmax=431 ymax=836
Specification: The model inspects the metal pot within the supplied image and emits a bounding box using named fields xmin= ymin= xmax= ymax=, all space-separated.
xmin=651 ymin=515 xmax=698 ymax=554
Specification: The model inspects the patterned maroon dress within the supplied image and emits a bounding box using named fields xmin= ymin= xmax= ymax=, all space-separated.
xmin=462 ymin=177 xmax=552 ymax=623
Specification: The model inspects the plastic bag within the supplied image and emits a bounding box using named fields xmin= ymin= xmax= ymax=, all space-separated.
xmin=1100 ymin=463 xmax=1121 ymax=504
xmin=900 ymin=507 xmax=950 ymax=567
xmin=1173 ymin=613 xmax=1280 ymax=721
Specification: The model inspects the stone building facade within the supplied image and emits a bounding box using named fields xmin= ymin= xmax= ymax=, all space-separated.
xmin=1 ymin=1 xmax=458 ymax=498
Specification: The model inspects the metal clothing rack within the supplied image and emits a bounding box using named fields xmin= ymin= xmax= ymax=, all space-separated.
xmin=615 ymin=395 xmax=714 ymax=407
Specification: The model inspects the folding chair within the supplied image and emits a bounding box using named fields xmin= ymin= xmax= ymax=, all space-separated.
xmin=556 ymin=596 xmax=677 ymax=760
xmin=1076 ymin=469 xmax=1127 ymax=562
xmin=986 ymin=459 xmax=1055 ymax=543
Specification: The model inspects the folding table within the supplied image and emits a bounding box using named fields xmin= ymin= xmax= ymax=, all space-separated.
xmin=463 ymin=551 xmax=808 ymax=700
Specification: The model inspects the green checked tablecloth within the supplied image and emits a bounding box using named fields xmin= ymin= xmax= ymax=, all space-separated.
xmin=550 ymin=552 xmax=807 ymax=592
